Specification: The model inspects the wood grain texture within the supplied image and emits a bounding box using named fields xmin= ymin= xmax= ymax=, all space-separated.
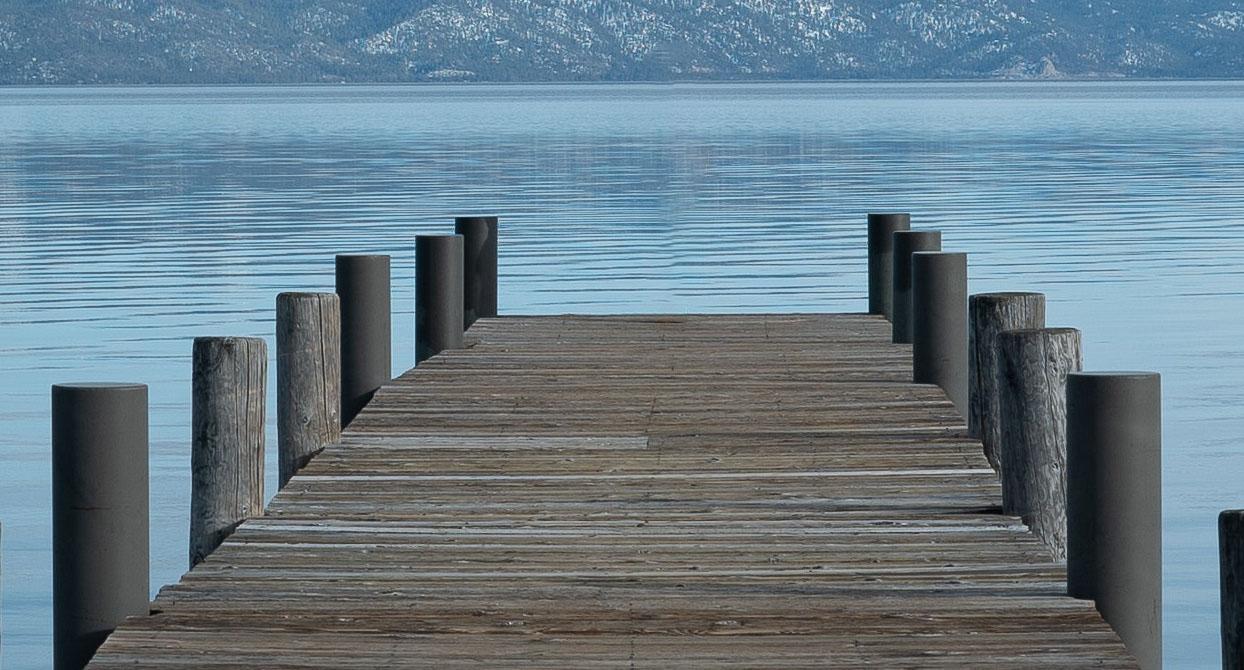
xmin=277 ymin=293 xmax=342 ymax=488
xmin=997 ymin=327 xmax=1081 ymax=561
xmin=968 ymin=293 xmax=1045 ymax=470
xmin=190 ymin=336 xmax=267 ymax=568
xmin=90 ymin=314 xmax=1135 ymax=668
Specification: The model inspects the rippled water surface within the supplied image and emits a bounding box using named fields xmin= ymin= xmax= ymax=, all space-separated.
xmin=2 ymin=82 xmax=1244 ymax=668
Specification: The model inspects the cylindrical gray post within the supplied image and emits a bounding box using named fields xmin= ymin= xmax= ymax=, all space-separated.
xmin=1067 ymin=372 xmax=1162 ymax=669
xmin=969 ymin=292 xmax=1046 ymax=470
xmin=52 ymin=383 xmax=149 ymax=670
xmin=867 ymin=213 xmax=910 ymax=320
xmin=997 ymin=327 xmax=1081 ymax=559
xmin=911 ymin=251 xmax=968 ymax=418
xmin=277 ymin=292 xmax=342 ymax=488
xmin=416 ymin=234 xmax=465 ymax=364
xmin=455 ymin=216 xmax=498 ymax=329
xmin=336 ymin=254 xmax=392 ymax=427
xmin=1221 ymin=509 xmax=1244 ymax=669
xmin=892 ymin=230 xmax=942 ymax=344
xmin=190 ymin=336 xmax=266 ymax=568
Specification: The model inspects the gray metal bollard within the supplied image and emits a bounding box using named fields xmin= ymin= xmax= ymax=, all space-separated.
xmin=455 ymin=216 xmax=498 ymax=329
xmin=416 ymin=234 xmax=465 ymax=364
xmin=1067 ymin=372 xmax=1162 ymax=669
xmin=52 ymin=383 xmax=150 ymax=670
xmin=1221 ymin=509 xmax=1244 ymax=669
xmin=969 ymin=292 xmax=1046 ymax=470
xmin=891 ymin=230 xmax=942 ymax=344
xmin=277 ymin=292 xmax=342 ymax=488
xmin=911 ymin=251 xmax=968 ymax=418
xmin=997 ymin=327 xmax=1081 ymax=559
xmin=867 ymin=213 xmax=910 ymax=320
xmin=336 ymin=254 xmax=392 ymax=427
xmin=190 ymin=336 xmax=266 ymax=568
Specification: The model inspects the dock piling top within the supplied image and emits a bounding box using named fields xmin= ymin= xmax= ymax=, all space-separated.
xmin=969 ymin=292 xmax=1046 ymax=469
xmin=1222 ymin=510 xmax=1244 ymax=670
xmin=1067 ymin=371 xmax=1162 ymax=669
xmin=415 ymin=234 xmax=465 ymax=364
xmin=52 ymin=382 xmax=149 ymax=670
xmin=996 ymin=326 xmax=1080 ymax=559
xmin=454 ymin=216 xmax=499 ymax=329
xmin=276 ymin=292 xmax=342 ymax=488
xmin=911 ymin=251 xmax=968 ymax=418
xmin=867 ymin=213 xmax=911 ymax=320
xmin=190 ymin=336 xmax=266 ymax=568
xmin=891 ymin=230 xmax=941 ymax=344
xmin=336 ymin=254 xmax=392 ymax=427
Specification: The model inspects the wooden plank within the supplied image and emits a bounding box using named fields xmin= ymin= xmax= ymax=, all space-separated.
xmin=88 ymin=314 xmax=1137 ymax=668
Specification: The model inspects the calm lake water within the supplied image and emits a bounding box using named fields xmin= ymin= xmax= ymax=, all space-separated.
xmin=2 ymin=82 xmax=1243 ymax=667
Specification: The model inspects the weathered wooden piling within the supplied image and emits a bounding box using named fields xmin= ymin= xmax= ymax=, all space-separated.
xmin=455 ymin=216 xmax=498 ymax=328
xmin=1222 ymin=510 xmax=1244 ymax=669
xmin=190 ymin=336 xmax=266 ymax=568
xmin=415 ymin=234 xmax=465 ymax=364
xmin=336 ymin=254 xmax=392 ymax=427
xmin=891 ymin=230 xmax=942 ymax=344
xmin=867 ymin=213 xmax=910 ymax=320
xmin=911 ymin=251 xmax=968 ymax=417
xmin=1067 ymin=371 xmax=1162 ymax=669
xmin=277 ymin=292 xmax=341 ymax=487
xmin=52 ymin=383 xmax=149 ymax=670
xmin=968 ymin=292 xmax=1045 ymax=470
xmin=997 ymin=327 xmax=1081 ymax=559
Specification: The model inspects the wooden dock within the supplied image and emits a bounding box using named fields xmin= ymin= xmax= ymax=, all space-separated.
xmin=89 ymin=314 xmax=1136 ymax=667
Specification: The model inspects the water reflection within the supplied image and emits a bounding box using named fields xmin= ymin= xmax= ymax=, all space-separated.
xmin=2 ymin=82 xmax=1244 ymax=668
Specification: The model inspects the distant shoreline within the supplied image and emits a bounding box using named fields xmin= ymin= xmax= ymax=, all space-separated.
xmin=3 ymin=77 xmax=1244 ymax=89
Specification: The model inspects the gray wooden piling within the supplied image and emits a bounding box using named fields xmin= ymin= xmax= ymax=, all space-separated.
xmin=336 ymin=254 xmax=392 ymax=427
xmin=277 ymin=292 xmax=342 ymax=488
xmin=52 ymin=383 xmax=149 ymax=670
xmin=1222 ymin=510 xmax=1244 ymax=669
xmin=969 ymin=292 xmax=1046 ymax=470
xmin=416 ymin=234 xmax=465 ymax=364
xmin=997 ymin=327 xmax=1081 ymax=560
xmin=867 ymin=213 xmax=910 ymax=320
xmin=455 ymin=216 xmax=499 ymax=328
xmin=1067 ymin=371 xmax=1162 ymax=669
xmin=190 ymin=336 xmax=266 ymax=568
xmin=891 ymin=230 xmax=942 ymax=344
xmin=911 ymin=251 xmax=968 ymax=417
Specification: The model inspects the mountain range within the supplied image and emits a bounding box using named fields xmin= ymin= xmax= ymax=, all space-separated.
xmin=2 ymin=1 xmax=1243 ymax=84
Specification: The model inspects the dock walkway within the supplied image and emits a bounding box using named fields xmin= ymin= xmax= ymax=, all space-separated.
xmin=90 ymin=314 xmax=1135 ymax=667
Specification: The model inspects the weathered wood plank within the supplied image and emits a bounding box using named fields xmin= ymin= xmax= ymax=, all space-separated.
xmin=88 ymin=314 xmax=1136 ymax=668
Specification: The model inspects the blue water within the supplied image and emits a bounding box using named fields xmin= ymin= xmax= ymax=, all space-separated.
xmin=2 ymin=82 xmax=1244 ymax=668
